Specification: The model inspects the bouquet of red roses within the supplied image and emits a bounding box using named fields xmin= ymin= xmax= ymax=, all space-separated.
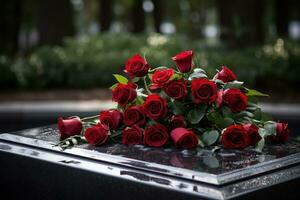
xmin=57 ymin=50 xmax=288 ymax=152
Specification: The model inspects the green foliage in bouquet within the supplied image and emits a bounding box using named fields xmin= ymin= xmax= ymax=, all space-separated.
xmin=57 ymin=50 xmax=289 ymax=152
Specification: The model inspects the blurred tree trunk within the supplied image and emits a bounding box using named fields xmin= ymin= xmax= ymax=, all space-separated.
xmin=99 ymin=0 xmax=113 ymax=32
xmin=131 ymin=0 xmax=145 ymax=33
xmin=217 ymin=0 xmax=265 ymax=48
xmin=275 ymin=0 xmax=290 ymax=37
xmin=0 ymin=0 xmax=21 ymax=55
xmin=37 ymin=0 xmax=75 ymax=46
xmin=152 ymin=0 xmax=164 ymax=33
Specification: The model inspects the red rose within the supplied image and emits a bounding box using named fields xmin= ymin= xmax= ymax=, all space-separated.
xmin=100 ymin=109 xmax=123 ymax=130
xmin=143 ymin=94 xmax=167 ymax=120
xmin=221 ymin=125 xmax=249 ymax=149
xmin=112 ymin=82 xmax=137 ymax=107
xmin=84 ymin=123 xmax=110 ymax=146
xmin=124 ymin=105 xmax=146 ymax=126
xmin=214 ymin=66 xmax=237 ymax=83
xmin=144 ymin=124 xmax=169 ymax=147
xmin=171 ymin=128 xmax=198 ymax=149
xmin=273 ymin=122 xmax=289 ymax=143
xmin=216 ymin=89 xmax=223 ymax=108
xmin=243 ymin=124 xmax=261 ymax=146
xmin=163 ymin=79 xmax=187 ymax=100
xmin=223 ymin=89 xmax=247 ymax=113
xmin=191 ymin=78 xmax=217 ymax=104
xmin=172 ymin=50 xmax=193 ymax=73
xmin=150 ymin=68 xmax=174 ymax=89
xmin=125 ymin=54 xmax=150 ymax=78
xmin=57 ymin=116 xmax=82 ymax=140
xmin=122 ymin=126 xmax=143 ymax=145
xmin=169 ymin=115 xmax=186 ymax=129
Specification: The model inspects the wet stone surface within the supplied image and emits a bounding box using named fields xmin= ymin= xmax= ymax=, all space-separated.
xmin=8 ymin=125 xmax=300 ymax=176
xmin=1 ymin=125 xmax=300 ymax=199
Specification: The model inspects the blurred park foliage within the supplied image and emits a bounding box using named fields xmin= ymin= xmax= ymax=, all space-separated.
xmin=0 ymin=0 xmax=300 ymax=93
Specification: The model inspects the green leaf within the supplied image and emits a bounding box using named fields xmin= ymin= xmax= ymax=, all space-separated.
xmin=202 ymin=130 xmax=219 ymax=146
xmin=193 ymin=127 xmax=206 ymax=134
xmin=253 ymin=108 xmax=262 ymax=120
xmin=232 ymin=111 xmax=255 ymax=124
xmin=264 ymin=121 xmax=277 ymax=136
xmin=255 ymin=138 xmax=265 ymax=153
xmin=160 ymin=91 xmax=169 ymax=99
xmin=258 ymin=128 xmax=268 ymax=137
xmin=221 ymin=106 xmax=233 ymax=117
xmin=220 ymin=117 xmax=235 ymax=128
xmin=224 ymin=81 xmax=244 ymax=89
xmin=207 ymin=110 xmax=234 ymax=129
xmin=187 ymin=105 xmax=207 ymax=124
xmin=247 ymin=96 xmax=258 ymax=104
xmin=198 ymin=138 xmax=205 ymax=148
xmin=136 ymin=96 xmax=144 ymax=105
xmin=109 ymin=83 xmax=118 ymax=90
xmin=168 ymin=101 xmax=186 ymax=115
xmin=258 ymin=124 xmax=276 ymax=138
xmin=147 ymin=120 xmax=157 ymax=126
xmin=170 ymin=73 xmax=182 ymax=81
xmin=113 ymin=74 xmax=128 ymax=84
xmin=245 ymin=88 xmax=269 ymax=97
xmin=132 ymin=77 xmax=140 ymax=83
xmin=207 ymin=111 xmax=222 ymax=123
xmin=214 ymin=79 xmax=225 ymax=85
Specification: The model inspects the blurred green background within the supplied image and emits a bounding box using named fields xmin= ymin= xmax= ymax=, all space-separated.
xmin=1 ymin=0 xmax=300 ymax=101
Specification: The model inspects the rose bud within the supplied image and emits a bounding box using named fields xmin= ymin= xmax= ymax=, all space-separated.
xmin=171 ymin=128 xmax=198 ymax=149
xmin=58 ymin=116 xmax=82 ymax=140
xmin=143 ymin=94 xmax=168 ymax=120
xmin=214 ymin=66 xmax=237 ymax=83
xmin=144 ymin=124 xmax=169 ymax=147
xmin=124 ymin=105 xmax=146 ymax=126
xmin=243 ymin=124 xmax=261 ymax=146
xmin=163 ymin=79 xmax=187 ymax=100
xmin=125 ymin=54 xmax=150 ymax=78
xmin=172 ymin=50 xmax=193 ymax=73
xmin=223 ymin=89 xmax=247 ymax=113
xmin=112 ymin=82 xmax=137 ymax=107
xmin=272 ymin=122 xmax=289 ymax=143
xmin=191 ymin=78 xmax=217 ymax=104
xmin=122 ymin=126 xmax=143 ymax=145
xmin=169 ymin=115 xmax=186 ymax=130
xmin=221 ymin=125 xmax=249 ymax=149
xmin=100 ymin=109 xmax=123 ymax=130
xmin=84 ymin=123 xmax=110 ymax=146
xmin=150 ymin=68 xmax=174 ymax=90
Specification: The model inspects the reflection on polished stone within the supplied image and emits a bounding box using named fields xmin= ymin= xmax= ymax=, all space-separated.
xmin=1 ymin=125 xmax=300 ymax=185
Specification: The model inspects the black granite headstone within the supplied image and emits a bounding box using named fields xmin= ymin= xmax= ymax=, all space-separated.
xmin=0 ymin=125 xmax=299 ymax=200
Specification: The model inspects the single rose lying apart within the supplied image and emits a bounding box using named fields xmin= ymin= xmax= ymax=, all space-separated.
xmin=57 ymin=50 xmax=288 ymax=151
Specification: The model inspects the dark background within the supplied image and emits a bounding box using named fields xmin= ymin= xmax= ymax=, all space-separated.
xmin=1 ymin=0 xmax=300 ymax=95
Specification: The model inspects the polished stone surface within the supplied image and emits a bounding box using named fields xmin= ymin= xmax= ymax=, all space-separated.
xmin=1 ymin=125 xmax=300 ymax=199
xmin=0 ymin=125 xmax=300 ymax=186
